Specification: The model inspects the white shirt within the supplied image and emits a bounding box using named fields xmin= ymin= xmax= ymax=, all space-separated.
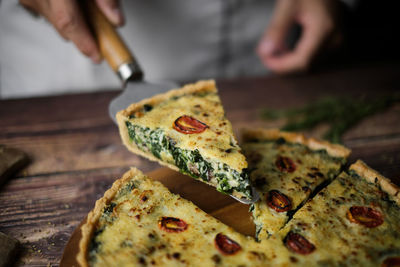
xmin=0 ymin=0 xmax=273 ymax=99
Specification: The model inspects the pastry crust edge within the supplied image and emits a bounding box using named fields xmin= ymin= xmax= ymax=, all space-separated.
xmin=116 ymin=80 xmax=216 ymax=176
xmin=116 ymin=80 xmax=248 ymax=200
xmin=76 ymin=168 xmax=144 ymax=267
xmin=241 ymin=128 xmax=351 ymax=159
xmin=350 ymin=160 xmax=400 ymax=206
xmin=117 ymin=80 xmax=217 ymax=117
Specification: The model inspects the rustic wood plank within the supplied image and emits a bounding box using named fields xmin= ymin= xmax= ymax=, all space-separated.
xmin=0 ymin=167 xmax=124 ymax=266
xmin=219 ymin=63 xmax=400 ymax=141
xmin=344 ymin=135 xmax=400 ymax=185
xmin=2 ymin=63 xmax=399 ymax=138
xmin=229 ymin=104 xmax=400 ymax=141
xmin=342 ymin=104 xmax=400 ymax=140
xmin=218 ymin=63 xmax=400 ymax=110
xmin=0 ymin=125 xmax=158 ymax=176
xmin=0 ymin=91 xmax=119 ymax=137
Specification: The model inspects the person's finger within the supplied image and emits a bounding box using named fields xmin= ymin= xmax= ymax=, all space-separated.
xmin=95 ymin=0 xmax=124 ymax=26
xmin=46 ymin=0 xmax=102 ymax=63
xmin=257 ymin=0 xmax=295 ymax=58
xmin=263 ymin=14 xmax=333 ymax=73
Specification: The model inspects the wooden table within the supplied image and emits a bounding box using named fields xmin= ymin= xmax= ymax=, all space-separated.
xmin=1 ymin=63 xmax=400 ymax=266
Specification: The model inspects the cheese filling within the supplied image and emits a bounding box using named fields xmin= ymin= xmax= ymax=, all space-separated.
xmin=244 ymin=138 xmax=346 ymax=238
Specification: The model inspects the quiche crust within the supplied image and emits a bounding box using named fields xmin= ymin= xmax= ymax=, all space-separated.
xmin=116 ymin=81 xmax=217 ymax=174
xmin=77 ymin=168 xmax=142 ymax=267
xmin=350 ymin=159 xmax=400 ymax=205
xmin=76 ymin=168 xmax=286 ymax=267
xmin=242 ymin=128 xmax=351 ymax=159
xmin=117 ymin=80 xmax=217 ymax=120
xmin=76 ymin=154 xmax=398 ymax=266
xmin=277 ymin=160 xmax=400 ymax=266
xmin=242 ymin=128 xmax=351 ymax=237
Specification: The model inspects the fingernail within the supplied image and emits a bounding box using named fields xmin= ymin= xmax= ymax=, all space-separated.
xmin=112 ymin=8 xmax=124 ymax=26
xmin=258 ymin=40 xmax=275 ymax=56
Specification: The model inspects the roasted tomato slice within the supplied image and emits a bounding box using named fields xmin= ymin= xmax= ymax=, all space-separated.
xmin=173 ymin=115 xmax=209 ymax=134
xmin=267 ymin=190 xmax=292 ymax=212
xmin=381 ymin=257 xmax=400 ymax=267
xmin=214 ymin=233 xmax=241 ymax=255
xmin=275 ymin=156 xmax=296 ymax=173
xmin=285 ymin=232 xmax=315 ymax=255
xmin=158 ymin=217 xmax=188 ymax=233
xmin=347 ymin=206 xmax=383 ymax=228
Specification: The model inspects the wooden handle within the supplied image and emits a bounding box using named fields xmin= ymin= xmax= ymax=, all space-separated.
xmin=84 ymin=1 xmax=143 ymax=81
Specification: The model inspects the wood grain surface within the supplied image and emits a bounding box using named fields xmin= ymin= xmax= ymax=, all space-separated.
xmin=0 ymin=63 xmax=400 ymax=266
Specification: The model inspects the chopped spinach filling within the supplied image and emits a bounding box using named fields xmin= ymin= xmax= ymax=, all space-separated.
xmin=89 ymin=227 xmax=103 ymax=263
xmin=88 ymin=181 xmax=139 ymax=262
xmin=125 ymin=121 xmax=252 ymax=198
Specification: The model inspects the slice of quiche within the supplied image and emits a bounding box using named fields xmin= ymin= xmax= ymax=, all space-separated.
xmin=77 ymin=168 xmax=282 ymax=267
xmin=116 ymin=80 xmax=252 ymax=200
xmin=241 ymin=129 xmax=351 ymax=238
xmin=278 ymin=160 xmax=400 ymax=266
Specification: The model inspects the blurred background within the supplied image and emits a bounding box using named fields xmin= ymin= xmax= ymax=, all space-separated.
xmin=0 ymin=0 xmax=399 ymax=99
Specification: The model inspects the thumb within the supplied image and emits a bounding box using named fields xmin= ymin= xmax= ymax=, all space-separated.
xmin=95 ymin=0 xmax=124 ymax=26
xmin=257 ymin=0 xmax=295 ymax=57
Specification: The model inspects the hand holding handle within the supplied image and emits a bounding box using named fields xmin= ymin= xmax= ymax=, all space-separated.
xmin=84 ymin=1 xmax=143 ymax=83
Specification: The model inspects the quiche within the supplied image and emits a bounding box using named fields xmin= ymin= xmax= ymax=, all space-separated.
xmin=241 ymin=129 xmax=351 ymax=238
xmin=278 ymin=160 xmax=400 ymax=266
xmin=116 ymin=80 xmax=252 ymax=201
xmin=77 ymin=168 xmax=285 ymax=267
xmin=76 ymin=162 xmax=400 ymax=266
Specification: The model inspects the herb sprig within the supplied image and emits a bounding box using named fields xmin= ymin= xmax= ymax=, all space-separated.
xmin=261 ymin=94 xmax=400 ymax=143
